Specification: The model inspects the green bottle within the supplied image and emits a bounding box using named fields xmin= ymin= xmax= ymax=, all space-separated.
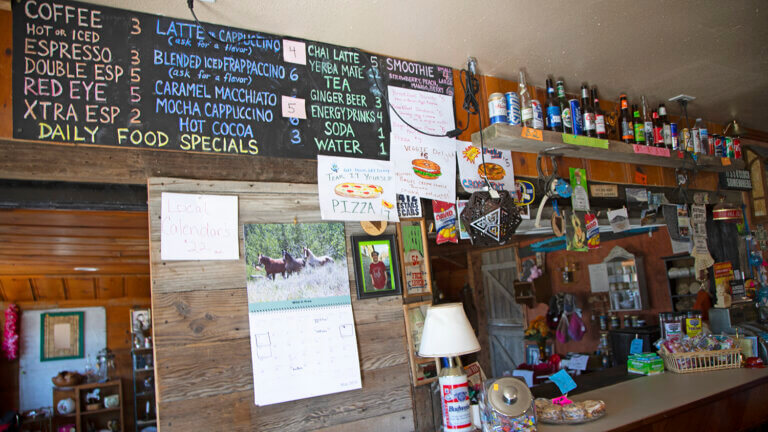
xmin=633 ymin=105 xmax=645 ymax=144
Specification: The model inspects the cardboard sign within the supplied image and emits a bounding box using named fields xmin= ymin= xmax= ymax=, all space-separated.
xmin=397 ymin=194 xmax=422 ymax=218
xmin=160 ymin=193 xmax=239 ymax=261
xmin=719 ymin=170 xmax=752 ymax=190
xmin=317 ymin=155 xmax=398 ymax=222
xmin=457 ymin=143 xmax=515 ymax=193
xmin=569 ymin=168 xmax=590 ymax=211
xmin=591 ymin=184 xmax=618 ymax=198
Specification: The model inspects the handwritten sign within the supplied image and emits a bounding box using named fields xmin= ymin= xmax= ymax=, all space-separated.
xmin=396 ymin=194 xmax=422 ymax=218
xmin=630 ymin=338 xmax=644 ymax=355
xmin=521 ymin=127 xmax=543 ymax=141
xmin=549 ymin=369 xmax=577 ymax=394
xmin=160 ymin=193 xmax=239 ymax=260
xmin=568 ymin=354 xmax=589 ymax=371
xmin=317 ymin=155 xmax=398 ymax=222
xmin=562 ymin=134 xmax=609 ymax=149
xmin=456 ymin=142 xmax=515 ymax=193
xmin=282 ymin=39 xmax=307 ymax=65
xmin=281 ymin=96 xmax=307 ymax=119
xmin=633 ymin=145 xmax=671 ymax=157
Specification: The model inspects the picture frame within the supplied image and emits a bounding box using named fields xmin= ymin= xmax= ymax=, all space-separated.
xmin=525 ymin=344 xmax=541 ymax=365
xmin=403 ymin=300 xmax=439 ymax=386
xmin=352 ymin=234 xmax=402 ymax=299
xmin=396 ymin=218 xmax=433 ymax=298
xmin=130 ymin=309 xmax=152 ymax=334
xmin=40 ymin=311 xmax=84 ymax=361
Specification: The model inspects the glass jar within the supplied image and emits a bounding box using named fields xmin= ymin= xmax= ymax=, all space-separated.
xmin=685 ymin=310 xmax=702 ymax=337
xmin=662 ymin=312 xmax=684 ymax=338
xmin=609 ymin=315 xmax=620 ymax=329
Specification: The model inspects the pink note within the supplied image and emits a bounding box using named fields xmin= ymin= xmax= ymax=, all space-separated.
xmin=633 ymin=144 xmax=670 ymax=157
xmin=552 ymin=395 xmax=573 ymax=406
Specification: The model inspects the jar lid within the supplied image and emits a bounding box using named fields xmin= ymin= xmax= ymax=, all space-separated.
xmin=486 ymin=377 xmax=533 ymax=418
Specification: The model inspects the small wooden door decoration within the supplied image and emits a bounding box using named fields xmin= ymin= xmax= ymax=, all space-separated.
xmin=397 ymin=218 xmax=433 ymax=298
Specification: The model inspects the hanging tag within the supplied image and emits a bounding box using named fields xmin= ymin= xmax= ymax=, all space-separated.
xmin=630 ymin=337 xmax=643 ymax=355
xmin=552 ymin=395 xmax=573 ymax=406
xmin=522 ymin=127 xmax=543 ymax=141
xmin=549 ymin=369 xmax=577 ymax=394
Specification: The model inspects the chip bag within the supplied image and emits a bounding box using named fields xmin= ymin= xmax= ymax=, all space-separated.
xmin=433 ymin=200 xmax=458 ymax=244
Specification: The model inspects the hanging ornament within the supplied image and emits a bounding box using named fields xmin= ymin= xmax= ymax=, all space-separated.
xmin=459 ymin=190 xmax=521 ymax=246
xmin=3 ymin=304 xmax=20 ymax=361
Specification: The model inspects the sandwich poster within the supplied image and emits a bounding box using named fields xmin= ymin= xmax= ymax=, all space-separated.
xmin=456 ymin=142 xmax=515 ymax=193
xmin=391 ymin=134 xmax=457 ymax=202
xmin=317 ymin=155 xmax=398 ymax=222
xmin=388 ymin=85 xmax=457 ymax=202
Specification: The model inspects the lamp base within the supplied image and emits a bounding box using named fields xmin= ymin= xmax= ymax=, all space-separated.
xmin=438 ymin=357 xmax=473 ymax=432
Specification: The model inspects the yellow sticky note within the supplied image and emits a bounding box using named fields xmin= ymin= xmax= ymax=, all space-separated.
xmin=493 ymin=383 xmax=499 ymax=391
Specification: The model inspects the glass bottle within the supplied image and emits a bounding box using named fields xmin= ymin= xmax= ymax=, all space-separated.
xmin=592 ymin=87 xmax=606 ymax=138
xmin=519 ymin=70 xmax=533 ymax=128
xmin=619 ymin=94 xmax=633 ymax=143
xmin=545 ymin=77 xmax=562 ymax=132
xmin=581 ymin=84 xmax=596 ymax=137
xmin=557 ymin=79 xmax=572 ymax=134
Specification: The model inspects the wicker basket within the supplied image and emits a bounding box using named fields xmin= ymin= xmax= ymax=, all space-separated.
xmin=658 ymin=347 xmax=742 ymax=373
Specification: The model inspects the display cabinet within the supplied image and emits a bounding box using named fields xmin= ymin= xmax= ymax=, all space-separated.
xmin=601 ymin=246 xmax=649 ymax=312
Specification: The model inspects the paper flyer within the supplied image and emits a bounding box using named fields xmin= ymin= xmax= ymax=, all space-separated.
xmin=160 ymin=192 xmax=239 ymax=260
xmin=456 ymin=142 xmax=515 ymax=193
xmin=317 ymin=155 xmax=398 ymax=222
xmin=608 ymin=208 xmax=630 ymax=233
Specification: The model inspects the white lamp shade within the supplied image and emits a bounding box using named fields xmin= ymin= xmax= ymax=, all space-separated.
xmin=418 ymin=303 xmax=481 ymax=357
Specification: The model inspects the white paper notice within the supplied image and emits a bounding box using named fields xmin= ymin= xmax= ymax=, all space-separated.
xmin=160 ymin=193 xmax=239 ymax=260
xmin=317 ymin=155 xmax=398 ymax=222
xmin=607 ymin=208 xmax=630 ymax=233
xmin=456 ymin=142 xmax=515 ymax=193
xmin=388 ymin=85 xmax=456 ymax=201
xmin=588 ymin=263 xmax=609 ymax=292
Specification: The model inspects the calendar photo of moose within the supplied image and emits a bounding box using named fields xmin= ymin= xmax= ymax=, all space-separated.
xmin=244 ymin=222 xmax=349 ymax=303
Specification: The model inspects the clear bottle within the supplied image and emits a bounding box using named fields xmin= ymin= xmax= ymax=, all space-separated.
xmin=659 ymin=104 xmax=672 ymax=149
xmin=693 ymin=118 xmax=704 ymax=154
xmin=519 ymin=70 xmax=533 ymax=128
xmin=642 ymin=96 xmax=654 ymax=145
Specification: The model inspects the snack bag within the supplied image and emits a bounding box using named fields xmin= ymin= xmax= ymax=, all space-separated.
xmin=585 ymin=213 xmax=600 ymax=249
xmin=433 ymin=200 xmax=458 ymax=244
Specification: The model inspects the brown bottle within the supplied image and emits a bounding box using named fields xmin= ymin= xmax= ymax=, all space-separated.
xmin=619 ymin=94 xmax=634 ymax=143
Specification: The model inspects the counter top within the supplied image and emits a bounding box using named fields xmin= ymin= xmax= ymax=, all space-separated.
xmin=538 ymin=368 xmax=768 ymax=432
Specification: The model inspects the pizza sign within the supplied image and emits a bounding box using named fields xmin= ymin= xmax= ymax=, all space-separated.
xmin=317 ymin=155 xmax=399 ymax=222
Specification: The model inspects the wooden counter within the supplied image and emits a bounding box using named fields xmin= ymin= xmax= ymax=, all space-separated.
xmin=538 ymin=368 xmax=768 ymax=432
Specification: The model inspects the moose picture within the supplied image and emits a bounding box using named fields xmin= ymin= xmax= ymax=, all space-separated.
xmin=244 ymin=223 xmax=349 ymax=303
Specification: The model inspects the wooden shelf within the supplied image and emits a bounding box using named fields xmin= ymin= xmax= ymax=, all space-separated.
xmin=82 ymin=407 xmax=120 ymax=415
xmin=471 ymin=123 xmax=745 ymax=172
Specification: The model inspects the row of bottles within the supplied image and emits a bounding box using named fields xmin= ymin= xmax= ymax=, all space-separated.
xmin=488 ymin=70 xmax=741 ymax=159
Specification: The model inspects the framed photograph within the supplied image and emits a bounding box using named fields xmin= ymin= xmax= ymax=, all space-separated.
xmin=525 ymin=344 xmax=540 ymax=365
xmin=396 ymin=218 xmax=433 ymax=298
xmin=40 ymin=311 xmax=84 ymax=361
xmin=403 ymin=300 xmax=438 ymax=386
xmin=130 ymin=309 xmax=152 ymax=334
xmin=352 ymin=234 xmax=402 ymax=299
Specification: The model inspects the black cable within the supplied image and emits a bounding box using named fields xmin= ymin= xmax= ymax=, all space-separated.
xmin=187 ymin=0 xmax=264 ymax=46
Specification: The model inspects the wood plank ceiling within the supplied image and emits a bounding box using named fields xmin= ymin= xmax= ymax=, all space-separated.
xmin=0 ymin=209 xmax=150 ymax=302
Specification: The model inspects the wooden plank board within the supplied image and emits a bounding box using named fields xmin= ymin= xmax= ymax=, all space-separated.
xmin=0 ymin=209 xmax=148 ymax=228
xmin=31 ymin=278 xmax=65 ymax=301
xmin=124 ymin=275 xmax=150 ymax=298
xmin=97 ymin=276 xmax=125 ymax=299
xmin=472 ymin=123 xmax=745 ymax=173
xmin=0 ymin=277 xmax=33 ymax=301
xmin=65 ymin=278 xmax=95 ymax=300
xmin=156 ymin=363 xmax=412 ymax=432
xmin=148 ymin=178 xmax=413 ymax=431
xmin=313 ymin=410 xmax=414 ymax=432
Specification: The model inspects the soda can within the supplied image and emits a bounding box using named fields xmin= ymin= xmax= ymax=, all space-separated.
xmin=692 ymin=128 xmax=701 ymax=154
xmin=713 ymin=135 xmax=724 ymax=157
xmin=726 ymin=137 xmax=735 ymax=158
xmin=569 ymin=99 xmax=582 ymax=135
xmin=488 ymin=93 xmax=507 ymax=125
xmin=708 ymin=133 xmax=716 ymax=155
xmin=670 ymin=123 xmax=679 ymax=150
xmin=682 ymin=128 xmax=692 ymax=152
xmin=505 ymin=92 xmax=521 ymax=126
xmin=734 ymin=138 xmax=742 ymax=159
xmin=531 ymin=100 xmax=544 ymax=130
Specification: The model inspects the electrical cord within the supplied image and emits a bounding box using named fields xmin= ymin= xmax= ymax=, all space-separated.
xmin=187 ymin=0 xmax=267 ymax=46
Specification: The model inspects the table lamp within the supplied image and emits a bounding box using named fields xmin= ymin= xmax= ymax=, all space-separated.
xmin=418 ymin=303 xmax=481 ymax=432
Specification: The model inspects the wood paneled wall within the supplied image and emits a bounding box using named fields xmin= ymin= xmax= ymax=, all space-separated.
xmin=147 ymin=178 xmax=414 ymax=432
xmin=0 ymin=297 xmax=151 ymax=431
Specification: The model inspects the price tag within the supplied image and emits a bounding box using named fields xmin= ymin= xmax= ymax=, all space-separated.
xmin=281 ymin=96 xmax=307 ymax=119
xmin=630 ymin=338 xmax=644 ymax=355
xmin=721 ymin=157 xmax=732 ymax=166
xmin=552 ymin=395 xmax=573 ymax=406
xmin=549 ymin=369 xmax=577 ymax=394
xmin=633 ymin=145 xmax=670 ymax=157
xmin=521 ymin=127 xmax=543 ymax=141
xmin=677 ymin=151 xmax=685 ymax=159
xmin=634 ymin=171 xmax=648 ymax=185
xmin=282 ymin=40 xmax=307 ymax=65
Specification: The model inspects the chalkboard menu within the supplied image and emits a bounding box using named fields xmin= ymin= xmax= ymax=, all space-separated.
xmin=13 ymin=0 xmax=453 ymax=160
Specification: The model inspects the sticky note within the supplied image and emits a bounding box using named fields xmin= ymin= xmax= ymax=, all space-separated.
xmin=563 ymin=134 xmax=609 ymax=149
xmin=552 ymin=395 xmax=573 ymax=406
xmin=493 ymin=383 xmax=498 ymax=391
xmin=634 ymin=171 xmax=648 ymax=185
xmin=281 ymin=96 xmax=307 ymax=119
xmin=721 ymin=157 xmax=732 ymax=166
xmin=549 ymin=369 xmax=577 ymax=394
xmin=630 ymin=338 xmax=643 ymax=355
xmin=522 ymin=127 xmax=543 ymax=141
xmin=282 ymin=40 xmax=307 ymax=65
